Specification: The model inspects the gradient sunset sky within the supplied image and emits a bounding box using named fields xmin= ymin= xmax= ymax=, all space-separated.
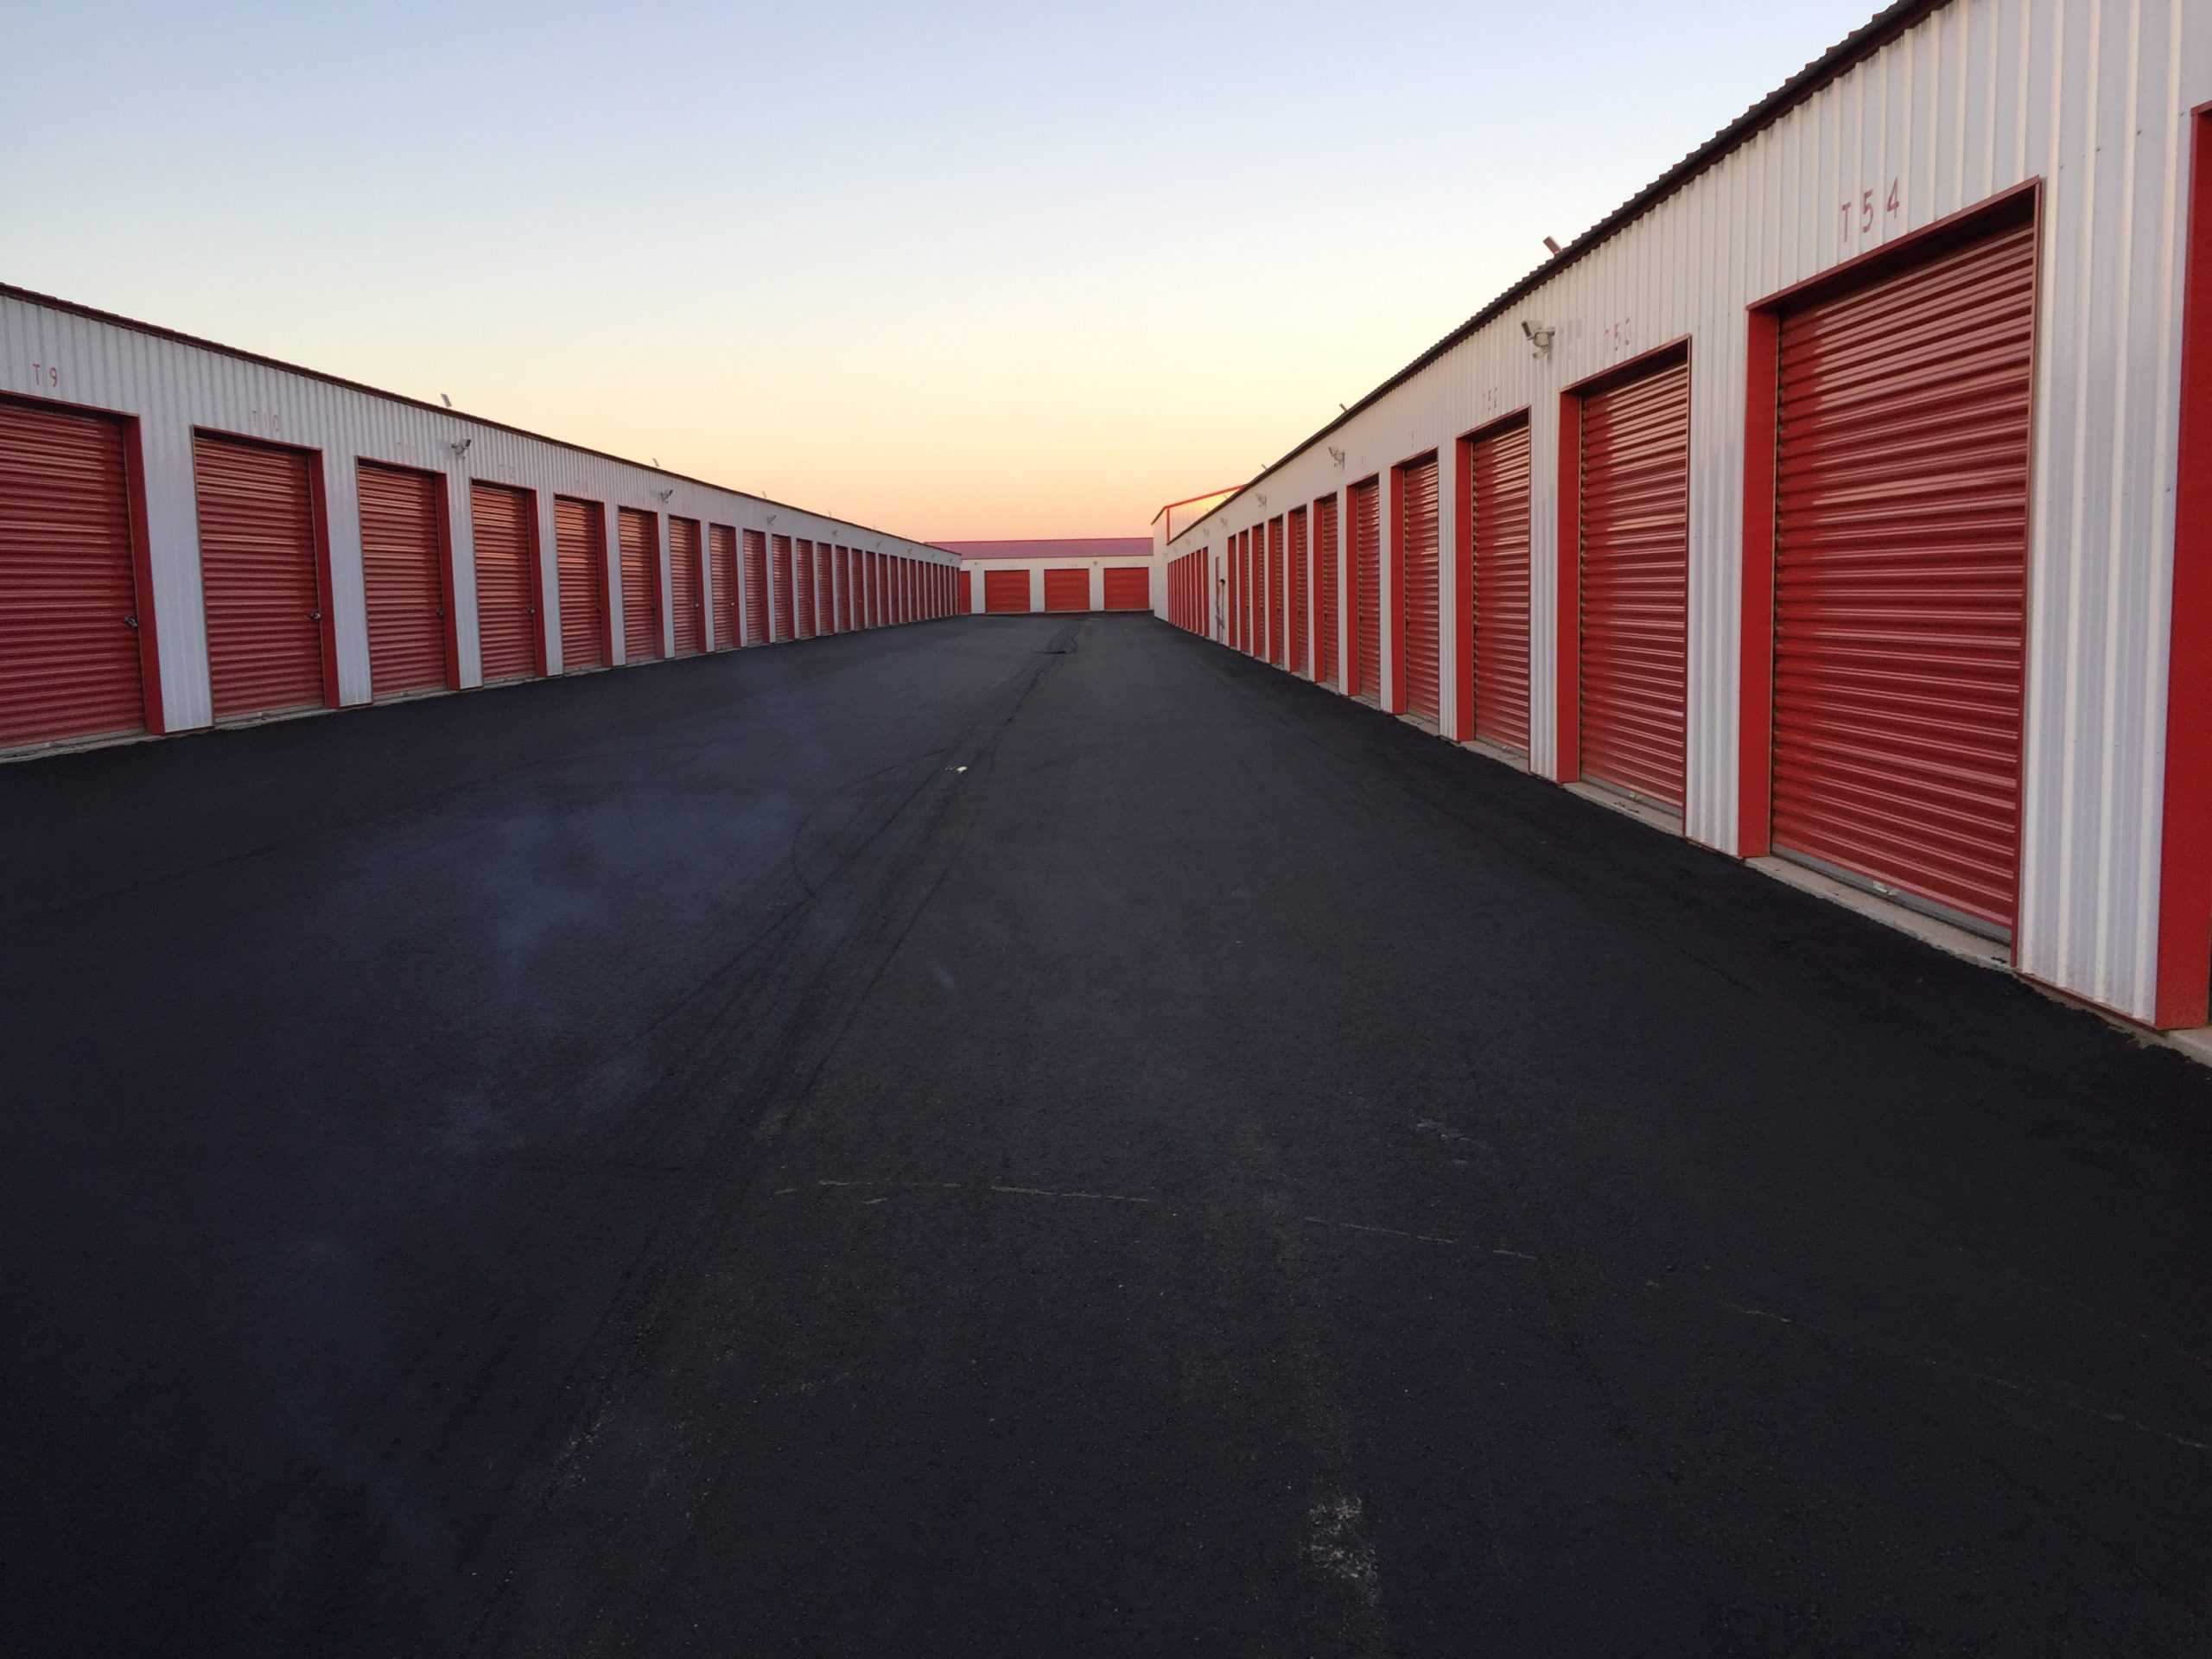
xmin=10 ymin=1 xmax=1875 ymax=539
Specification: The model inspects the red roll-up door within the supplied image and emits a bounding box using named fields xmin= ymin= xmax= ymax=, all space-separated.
xmin=1397 ymin=457 xmax=1440 ymax=718
xmin=958 ymin=568 xmax=973 ymax=613
xmin=984 ymin=569 xmax=1028 ymax=613
xmin=1287 ymin=509 xmax=1308 ymax=674
xmin=1044 ymin=568 xmax=1088 ymax=612
xmin=794 ymin=538 xmax=816 ymax=639
xmin=1244 ymin=531 xmax=1258 ymax=653
xmin=818 ymin=543 xmax=836 ymax=632
xmin=834 ymin=546 xmax=851 ymax=632
xmin=358 ymin=461 xmax=448 ymax=699
xmin=472 ymin=481 xmax=538 ymax=682
xmin=1579 ymin=356 xmax=1690 ymax=808
xmin=1102 ymin=567 xmax=1149 ymax=610
xmin=710 ymin=524 xmax=738 ymax=649
xmin=1770 ymin=219 xmax=2035 ymax=934
xmin=556 ymin=498 xmax=608 ymax=671
xmin=1228 ymin=533 xmax=1242 ymax=648
xmin=1349 ymin=480 xmax=1381 ymax=703
xmin=1468 ymin=423 xmax=1532 ymax=752
xmin=742 ymin=528 xmax=768 ymax=645
xmin=668 ymin=516 xmax=703 ymax=656
xmin=1267 ymin=518 xmax=1284 ymax=664
xmin=1316 ymin=499 xmax=1340 ymax=688
xmin=619 ymin=506 xmax=660 ymax=661
xmin=0 ymin=398 xmax=148 ymax=747
xmin=194 ymin=433 xmax=327 ymax=719
xmin=771 ymin=534 xmax=793 ymax=640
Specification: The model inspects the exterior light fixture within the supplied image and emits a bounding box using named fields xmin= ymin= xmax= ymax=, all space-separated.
xmin=1327 ymin=446 xmax=1345 ymax=468
xmin=1522 ymin=320 xmax=1556 ymax=357
xmin=450 ymin=437 xmax=472 ymax=459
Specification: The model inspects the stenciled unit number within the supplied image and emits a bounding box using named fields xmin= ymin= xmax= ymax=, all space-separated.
xmin=1841 ymin=179 xmax=1904 ymax=243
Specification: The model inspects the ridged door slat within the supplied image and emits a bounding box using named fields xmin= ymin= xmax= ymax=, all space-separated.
xmin=1350 ymin=480 xmax=1381 ymax=702
xmin=771 ymin=534 xmax=793 ymax=640
xmin=1580 ymin=358 xmax=1690 ymax=807
xmin=1287 ymin=509 xmax=1307 ymax=672
xmin=985 ymin=569 xmax=1027 ymax=613
xmin=742 ymin=529 xmax=767 ymax=645
xmin=1399 ymin=457 xmax=1440 ymax=719
xmin=472 ymin=482 xmax=537 ymax=682
xmin=795 ymin=537 xmax=816 ymax=639
xmin=668 ymin=517 xmax=703 ymax=656
xmin=1772 ymin=220 xmax=2035 ymax=933
xmin=556 ymin=497 xmax=607 ymax=671
xmin=194 ymin=434 xmax=324 ymax=720
xmin=358 ymin=461 xmax=446 ymax=698
xmin=0 ymin=399 xmax=145 ymax=746
xmin=1103 ymin=567 xmax=1149 ymax=610
xmin=619 ymin=507 xmax=659 ymax=661
xmin=1274 ymin=518 xmax=1292 ymax=668
xmin=834 ymin=545 xmax=851 ymax=632
xmin=1316 ymin=499 xmax=1340 ymax=687
xmin=1471 ymin=423 xmax=1532 ymax=751
xmin=1045 ymin=568 xmax=1088 ymax=612
xmin=709 ymin=524 xmax=737 ymax=650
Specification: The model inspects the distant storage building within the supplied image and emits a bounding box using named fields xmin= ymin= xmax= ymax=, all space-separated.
xmin=1158 ymin=0 xmax=2212 ymax=1033
xmin=936 ymin=538 xmax=1158 ymax=616
xmin=0 ymin=286 xmax=958 ymax=753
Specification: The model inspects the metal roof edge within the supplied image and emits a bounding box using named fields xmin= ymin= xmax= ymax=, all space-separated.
xmin=1170 ymin=0 xmax=1942 ymax=545
xmin=0 ymin=281 xmax=955 ymax=559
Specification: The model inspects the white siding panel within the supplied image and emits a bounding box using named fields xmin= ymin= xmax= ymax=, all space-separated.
xmin=1167 ymin=0 xmax=2211 ymax=1023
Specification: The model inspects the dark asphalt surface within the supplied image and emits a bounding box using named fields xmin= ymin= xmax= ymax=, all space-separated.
xmin=4 ymin=613 xmax=2211 ymax=1656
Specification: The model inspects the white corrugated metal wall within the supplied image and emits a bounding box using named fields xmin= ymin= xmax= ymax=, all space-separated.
xmin=0 ymin=290 xmax=957 ymax=731
xmin=1166 ymin=0 xmax=2210 ymax=1027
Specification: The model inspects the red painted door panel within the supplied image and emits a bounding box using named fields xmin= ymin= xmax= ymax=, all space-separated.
xmin=194 ymin=434 xmax=327 ymax=719
xmin=1580 ymin=357 xmax=1689 ymax=807
xmin=619 ymin=506 xmax=659 ymax=661
xmin=1287 ymin=509 xmax=1308 ymax=674
xmin=359 ymin=461 xmax=447 ymax=698
xmin=1350 ymin=480 xmax=1381 ymax=702
xmin=835 ymin=545 xmax=852 ymax=632
xmin=710 ymin=524 xmax=737 ymax=648
xmin=1315 ymin=498 xmax=1340 ymax=688
xmin=1267 ymin=517 xmax=1285 ymax=664
xmin=1398 ymin=456 xmax=1440 ymax=719
xmin=1103 ymin=567 xmax=1149 ymax=610
xmin=0 ymin=398 xmax=145 ymax=746
xmin=742 ymin=528 xmax=768 ymax=645
xmin=984 ymin=569 xmax=1028 ymax=613
xmin=958 ymin=568 xmax=973 ymax=613
xmin=771 ymin=534 xmax=793 ymax=640
xmin=472 ymin=481 xmax=537 ymax=682
xmin=795 ymin=538 xmax=816 ymax=639
xmin=668 ymin=516 xmax=703 ymax=656
xmin=1772 ymin=219 xmax=2035 ymax=933
xmin=556 ymin=498 xmax=608 ymax=671
xmin=1470 ymin=423 xmax=1532 ymax=751
xmin=1044 ymin=568 xmax=1089 ymax=612
xmin=1229 ymin=533 xmax=1242 ymax=649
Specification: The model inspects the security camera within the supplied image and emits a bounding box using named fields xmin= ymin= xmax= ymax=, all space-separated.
xmin=1522 ymin=320 xmax=1556 ymax=357
xmin=450 ymin=437 xmax=473 ymax=459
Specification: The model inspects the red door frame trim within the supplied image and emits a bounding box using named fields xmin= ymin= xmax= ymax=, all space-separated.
xmin=1454 ymin=407 xmax=1532 ymax=743
xmin=1738 ymin=180 xmax=2044 ymax=947
xmin=1554 ymin=337 xmax=1690 ymax=785
xmin=194 ymin=425 xmax=342 ymax=710
xmin=363 ymin=454 xmax=463 ymax=690
xmin=2157 ymin=108 xmax=2212 ymax=1027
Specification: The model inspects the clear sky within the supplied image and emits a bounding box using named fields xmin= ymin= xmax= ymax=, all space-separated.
xmin=8 ymin=0 xmax=1877 ymax=539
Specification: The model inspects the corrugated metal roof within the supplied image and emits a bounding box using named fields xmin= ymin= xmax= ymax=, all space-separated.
xmin=0 ymin=281 xmax=946 ymax=560
xmin=935 ymin=538 xmax=1154 ymax=562
xmin=1185 ymin=0 xmax=1945 ymax=537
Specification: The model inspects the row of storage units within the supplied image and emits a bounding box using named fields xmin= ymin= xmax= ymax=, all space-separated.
xmin=0 ymin=286 xmax=958 ymax=754
xmin=964 ymin=563 xmax=1155 ymax=615
xmin=1165 ymin=0 xmax=2212 ymax=1034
